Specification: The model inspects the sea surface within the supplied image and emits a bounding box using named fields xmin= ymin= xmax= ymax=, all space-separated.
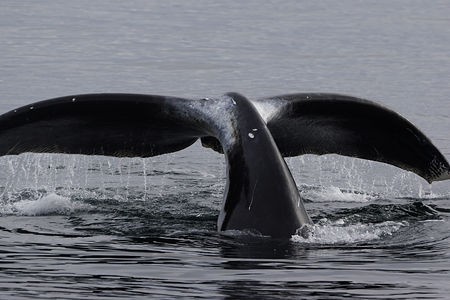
xmin=1 ymin=1 xmax=450 ymax=299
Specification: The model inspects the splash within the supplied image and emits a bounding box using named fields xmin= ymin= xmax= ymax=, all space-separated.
xmin=1 ymin=193 xmax=90 ymax=216
xmin=301 ymin=185 xmax=377 ymax=203
xmin=287 ymin=154 xmax=444 ymax=200
xmin=291 ymin=218 xmax=407 ymax=244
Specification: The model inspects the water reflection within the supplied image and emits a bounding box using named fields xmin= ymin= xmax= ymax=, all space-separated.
xmin=219 ymin=237 xmax=308 ymax=260
xmin=217 ymin=279 xmax=422 ymax=300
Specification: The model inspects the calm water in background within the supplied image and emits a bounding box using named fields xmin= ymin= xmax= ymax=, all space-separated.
xmin=1 ymin=1 xmax=450 ymax=299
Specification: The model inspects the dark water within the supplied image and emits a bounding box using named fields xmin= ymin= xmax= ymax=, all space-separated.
xmin=1 ymin=1 xmax=449 ymax=299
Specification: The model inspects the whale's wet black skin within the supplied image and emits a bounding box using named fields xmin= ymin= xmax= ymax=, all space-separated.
xmin=0 ymin=92 xmax=449 ymax=238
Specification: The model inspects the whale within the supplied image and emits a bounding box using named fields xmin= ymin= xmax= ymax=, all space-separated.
xmin=0 ymin=92 xmax=448 ymax=238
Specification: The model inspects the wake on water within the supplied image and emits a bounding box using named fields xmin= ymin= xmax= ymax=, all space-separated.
xmin=0 ymin=149 xmax=447 ymax=247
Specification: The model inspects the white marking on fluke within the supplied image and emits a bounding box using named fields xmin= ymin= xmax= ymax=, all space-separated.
xmin=248 ymin=133 xmax=255 ymax=139
xmin=252 ymin=99 xmax=282 ymax=123
xmin=248 ymin=180 xmax=258 ymax=210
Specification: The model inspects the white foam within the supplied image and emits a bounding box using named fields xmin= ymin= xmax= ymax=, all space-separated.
xmin=301 ymin=186 xmax=376 ymax=203
xmin=7 ymin=193 xmax=89 ymax=216
xmin=291 ymin=219 xmax=407 ymax=244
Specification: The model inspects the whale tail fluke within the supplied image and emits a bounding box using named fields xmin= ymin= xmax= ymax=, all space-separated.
xmin=0 ymin=92 xmax=448 ymax=237
xmin=0 ymin=93 xmax=448 ymax=184
xmin=0 ymin=93 xmax=204 ymax=158
xmin=255 ymin=93 xmax=450 ymax=183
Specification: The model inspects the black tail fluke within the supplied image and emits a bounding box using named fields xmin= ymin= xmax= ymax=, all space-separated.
xmin=0 ymin=93 xmax=205 ymax=158
xmin=0 ymin=92 xmax=448 ymax=237
xmin=257 ymin=93 xmax=450 ymax=183
xmin=2 ymin=92 xmax=446 ymax=183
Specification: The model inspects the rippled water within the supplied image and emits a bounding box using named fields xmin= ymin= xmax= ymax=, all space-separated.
xmin=1 ymin=1 xmax=449 ymax=299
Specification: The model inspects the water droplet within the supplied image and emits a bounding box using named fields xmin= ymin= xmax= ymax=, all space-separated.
xmin=248 ymin=133 xmax=255 ymax=139
xmin=231 ymin=99 xmax=237 ymax=105
xmin=72 ymin=98 xmax=76 ymax=102
xmin=202 ymin=97 xmax=210 ymax=101
xmin=14 ymin=110 xmax=17 ymax=113
xmin=252 ymin=128 xmax=258 ymax=131
xmin=29 ymin=106 xmax=34 ymax=110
